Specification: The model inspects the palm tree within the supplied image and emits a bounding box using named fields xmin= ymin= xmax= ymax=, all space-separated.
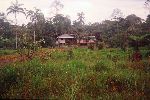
xmin=7 ymin=0 xmax=25 ymax=49
xmin=26 ymin=8 xmax=45 ymax=43
xmin=26 ymin=8 xmax=44 ymax=24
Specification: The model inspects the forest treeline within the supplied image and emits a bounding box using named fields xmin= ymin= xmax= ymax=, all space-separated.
xmin=0 ymin=0 xmax=150 ymax=49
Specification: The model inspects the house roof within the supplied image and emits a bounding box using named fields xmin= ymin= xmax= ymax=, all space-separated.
xmin=57 ymin=34 xmax=75 ymax=39
xmin=88 ymin=36 xmax=95 ymax=38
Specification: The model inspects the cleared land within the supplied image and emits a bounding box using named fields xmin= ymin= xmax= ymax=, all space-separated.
xmin=0 ymin=48 xmax=150 ymax=99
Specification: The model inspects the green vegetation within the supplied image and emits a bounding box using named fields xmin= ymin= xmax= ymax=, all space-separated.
xmin=0 ymin=0 xmax=150 ymax=50
xmin=0 ymin=48 xmax=150 ymax=99
xmin=0 ymin=0 xmax=150 ymax=99
xmin=0 ymin=49 xmax=17 ymax=56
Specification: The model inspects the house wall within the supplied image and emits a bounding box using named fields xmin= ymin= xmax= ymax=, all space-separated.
xmin=57 ymin=38 xmax=77 ymax=45
xmin=58 ymin=38 xmax=65 ymax=44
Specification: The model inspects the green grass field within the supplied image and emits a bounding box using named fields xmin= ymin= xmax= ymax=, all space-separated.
xmin=0 ymin=48 xmax=150 ymax=99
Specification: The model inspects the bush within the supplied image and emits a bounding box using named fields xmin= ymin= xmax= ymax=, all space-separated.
xmin=0 ymin=65 xmax=21 ymax=97
xmin=67 ymin=49 xmax=73 ymax=60
xmin=97 ymin=42 xmax=105 ymax=50
xmin=88 ymin=44 xmax=95 ymax=50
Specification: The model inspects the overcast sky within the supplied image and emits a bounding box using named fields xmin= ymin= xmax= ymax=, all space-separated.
xmin=0 ymin=0 xmax=149 ymax=25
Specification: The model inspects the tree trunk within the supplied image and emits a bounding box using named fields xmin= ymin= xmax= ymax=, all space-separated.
xmin=117 ymin=22 xmax=119 ymax=34
xmin=15 ymin=13 xmax=18 ymax=49
xmin=33 ymin=22 xmax=36 ymax=51
xmin=34 ymin=31 xmax=35 ymax=43
xmin=16 ymin=34 xmax=18 ymax=49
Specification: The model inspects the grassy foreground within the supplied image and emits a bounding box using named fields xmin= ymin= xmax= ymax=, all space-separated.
xmin=0 ymin=48 xmax=150 ymax=99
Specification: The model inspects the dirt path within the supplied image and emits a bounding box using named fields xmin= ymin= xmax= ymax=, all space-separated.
xmin=0 ymin=54 xmax=28 ymax=66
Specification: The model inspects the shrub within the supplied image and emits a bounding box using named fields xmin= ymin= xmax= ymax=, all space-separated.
xmin=88 ymin=44 xmax=95 ymax=50
xmin=143 ymin=60 xmax=150 ymax=72
xmin=97 ymin=42 xmax=105 ymax=50
xmin=0 ymin=65 xmax=21 ymax=97
xmin=67 ymin=49 xmax=73 ymax=60
xmin=145 ymin=51 xmax=150 ymax=58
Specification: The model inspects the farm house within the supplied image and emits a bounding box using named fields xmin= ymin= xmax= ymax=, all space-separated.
xmin=78 ymin=35 xmax=96 ymax=46
xmin=56 ymin=34 xmax=77 ymax=45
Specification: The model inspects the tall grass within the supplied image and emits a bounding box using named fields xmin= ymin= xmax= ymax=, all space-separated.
xmin=0 ymin=49 xmax=17 ymax=56
xmin=0 ymin=48 xmax=150 ymax=99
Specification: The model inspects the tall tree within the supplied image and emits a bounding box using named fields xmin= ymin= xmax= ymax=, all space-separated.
xmin=0 ymin=13 xmax=13 ymax=49
xmin=142 ymin=15 xmax=150 ymax=33
xmin=52 ymin=14 xmax=71 ymax=36
xmin=125 ymin=14 xmax=142 ymax=34
xmin=0 ymin=12 xmax=12 ymax=39
xmin=26 ymin=8 xmax=45 ymax=41
xmin=111 ymin=8 xmax=124 ymax=21
xmin=111 ymin=8 xmax=124 ymax=34
xmin=77 ymin=12 xmax=85 ymax=26
xmin=0 ymin=12 xmax=7 ymax=21
xmin=7 ymin=0 xmax=25 ymax=49
xmin=50 ymin=0 xmax=64 ymax=15
xmin=145 ymin=0 xmax=150 ymax=13
xmin=26 ymin=8 xmax=44 ymax=24
xmin=73 ymin=12 xmax=85 ymax=44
